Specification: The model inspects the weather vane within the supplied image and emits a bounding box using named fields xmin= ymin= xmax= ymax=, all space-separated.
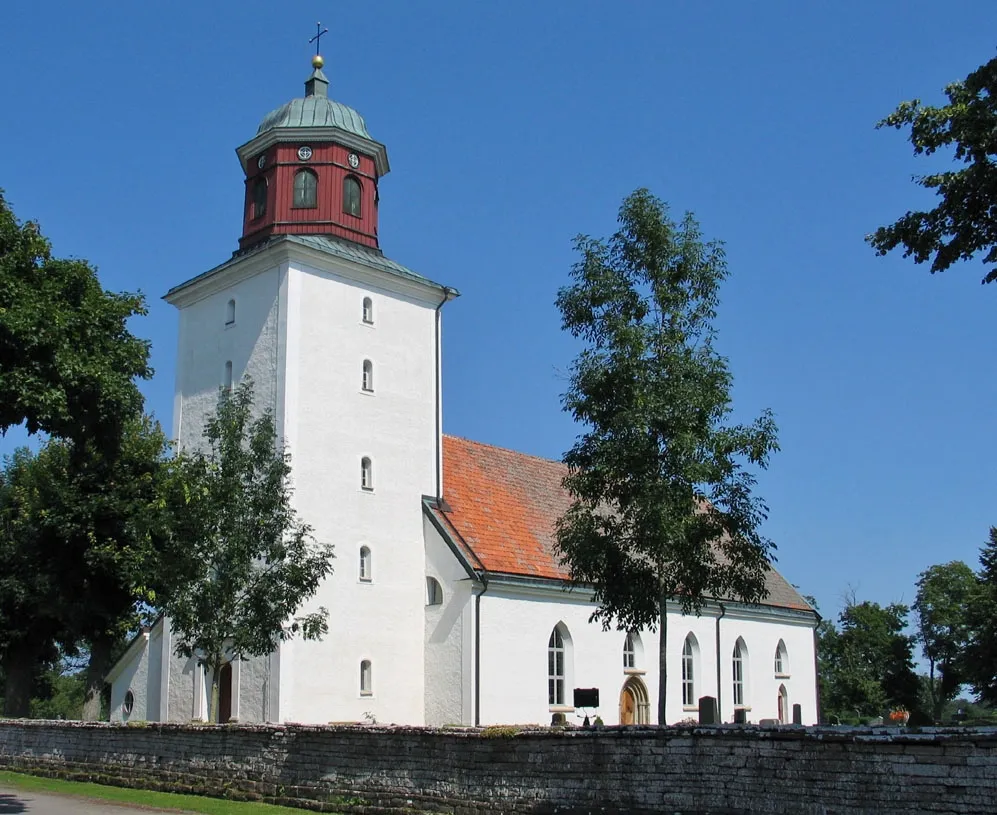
xmin=309 ymin=22 xmax=329 ymax=57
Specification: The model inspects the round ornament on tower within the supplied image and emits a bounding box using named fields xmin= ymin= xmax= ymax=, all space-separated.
xmin=298 ymin=146 xmax=313 ymax=161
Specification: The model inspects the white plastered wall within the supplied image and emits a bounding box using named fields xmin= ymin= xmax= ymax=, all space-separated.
xmin=476 ymin=584 xmax=817 ymax=726
xmin=108 ymin=635 xmax=150 ymax=723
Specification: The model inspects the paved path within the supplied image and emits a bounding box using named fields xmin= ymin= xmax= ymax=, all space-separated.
xmin=0 ymin=787 xmax=189 ymax=814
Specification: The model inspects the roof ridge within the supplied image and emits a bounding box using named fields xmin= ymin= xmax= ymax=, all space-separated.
xmin=443 ymin=433 xmax=566 ymax=468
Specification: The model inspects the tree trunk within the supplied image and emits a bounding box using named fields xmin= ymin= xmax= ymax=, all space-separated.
xmin=657 ymin=594 xmax=668 ymax=725
xmin=205 ymin=655 xmax=221 ymax=723
xmin=2 ymin=643 xmax=38 ymax=717
xmin=82 ymin=636 xmax=114 ymax=721
xmin=928 ymin=659 xmax=938 ymax=724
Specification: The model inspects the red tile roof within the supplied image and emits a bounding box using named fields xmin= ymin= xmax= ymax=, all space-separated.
xmin=432 ymin=434 xmax=813 ymax=613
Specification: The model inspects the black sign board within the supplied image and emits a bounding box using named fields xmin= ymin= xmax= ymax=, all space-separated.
xmin=573 ymin=687 xmax=599 ymax=708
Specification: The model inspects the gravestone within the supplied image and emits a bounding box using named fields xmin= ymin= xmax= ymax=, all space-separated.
xmin=792 ymin=704 xmax=802 ymax=725
xmin=733 ymin=708 xmax=748 ymax=725
xmin=698 ymin=696 xmax=718 ymax=724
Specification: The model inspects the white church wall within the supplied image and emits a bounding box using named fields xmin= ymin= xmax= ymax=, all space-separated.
xmin=477 ymin=585 xmax=817 ymax=726
xmin=233 ymin=655 xmax=269 ymax=723
xmin=166 ymin=644 xmax=198 ymax=723
xmin=173 ymin=263 xmax=283 ymax=452
xmin=718 ymin=610 xmax=817 ymax=724
xmin=277 ymin=257 xmax=442 ymax=726
xmin=423 ymin=515 xmax=474 ymax=726
xmin=147 ymin=626 xmax=163 ymax=721
xmin=109 ymin=636 xmax=150 ymax=723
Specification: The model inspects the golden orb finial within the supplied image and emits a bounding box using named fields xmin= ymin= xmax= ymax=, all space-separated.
xmin=312 ymin=54 xmax=324 ymax=69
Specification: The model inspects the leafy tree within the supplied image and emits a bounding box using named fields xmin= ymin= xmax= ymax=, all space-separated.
xmin=868 ymin=55 xmax=997 ymax=284
xmin=0 ymin=418 xmax=174 ymax=718
xmin=964 ymin=527 xmax=997 ymax=704
xmin=913 ymin=561 xmax=975 ymax=722
xmin=555 ymin=189 xmax=779 ymax=724
xmin=817 ymin=597 xmax=921 ymax=723
xmin=161 ymin=381 xmax=334 ymax=722
xmin=0 ymin=190 xmax=150 ymax=447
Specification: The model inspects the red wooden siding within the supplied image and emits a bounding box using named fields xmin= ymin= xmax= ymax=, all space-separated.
xmin=240 ymin=141 xmax=380 ymax=250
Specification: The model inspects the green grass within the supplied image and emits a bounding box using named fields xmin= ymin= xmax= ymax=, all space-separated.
xmin=0 ymin=770 xmax=322 ymax=814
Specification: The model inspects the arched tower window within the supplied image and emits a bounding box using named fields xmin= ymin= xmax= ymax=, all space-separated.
xmin=360 ymin=660 xmax=372 ymax=696
xmin=343 ymin=175 xmax=362 ymax=217
xmin=362 ymin=359 xmax=374 ymax=392
xmin=548 ymin=624 xmax=572 ymax=707
xmin=623 ymin=633 xmax=635 ymax=669
xmin=252 ymin=177 xmax=267 ymax=220
xmin=682 ymin=634 xmax=700 ymax=707
xmin=732 ymin=638 xmax=748 ymax=707
xmin=359 ymin=546 xmax=372 ymax=582
xmin=362 ymin=297 xmax=374 ymax=324
xmin=360 ymin=457 xmax=373 ymax=491
xmin=225 ymin=299 xmax=236 ymax=326
xmin=293 ymin=169 xmax=318 ymax=208
xmin=426 ymin=576 xmax=443 ymax=606
xmin=774 ymin=640 xmax=788 ymax=675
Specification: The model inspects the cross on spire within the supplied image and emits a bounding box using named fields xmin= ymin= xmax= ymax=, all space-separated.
xmin=309 ymin=22 xmax=329 ymax=56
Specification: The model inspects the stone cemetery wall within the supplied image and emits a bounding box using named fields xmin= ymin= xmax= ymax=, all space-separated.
xmin=1 ymin=719 xmax=996 ymax=814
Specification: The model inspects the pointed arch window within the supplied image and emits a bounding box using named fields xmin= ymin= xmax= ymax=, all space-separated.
xmin=360 ymin=457 xmax=373 ymax=491
xmin=732 ymin=638 xmax=747 ymax=707
xmin=359 ymin=546 xmax=372 ymax=582
xmin=548 ymin=627 xmax=565 ymax=706
xmin=252 ymin=177 xmax=267 ymax=220
xmin=774 ymin=640 xmax=788 ymax=675
xmin=343 ymin=175 xmax=362 ymax=217
xmin=362 ymin=359 xmax=374 ymax=392
xmin=293 ymin=168 xmax=318 ymax=208
xmin=360 ymin=660 xmax=372 ymax=696
xmin=623 ymin=633 xmax=635 ymax=669
xmin=682 ymin=635 xmax=698 ymax=707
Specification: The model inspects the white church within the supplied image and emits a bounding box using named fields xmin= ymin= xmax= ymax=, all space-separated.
xmin=107 ymin=55 xmax=819 ymax=728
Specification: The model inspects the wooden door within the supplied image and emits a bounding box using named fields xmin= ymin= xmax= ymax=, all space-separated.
xmin=620 ymin=687 xmax=636 ymax=725
xmin=218 ymin=662 xmax=233 ymax=723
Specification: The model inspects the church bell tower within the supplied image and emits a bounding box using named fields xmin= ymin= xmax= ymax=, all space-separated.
xmin=235 ymin=55 xmax=389 ymax=251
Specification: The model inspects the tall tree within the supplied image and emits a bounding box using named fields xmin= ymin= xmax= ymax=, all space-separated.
xmin=964 ymin=528 xmax=997 ymax=704
xmin=161 ymin=381 xmax=334 ymax=722
xmin=0 ymin=418 xmax=175 ymax=718
xmin=868 ymin=55 xmax=997 ymax=284
xmin=913 ymin=561 xmax=975 ymax=722
xmin=817 ymin=597 xmax=921 ymax=723
xmin=0 ymin=191 xmax=150 ymax=447
xmin=555 ymin=189 xmax=779 ymax=724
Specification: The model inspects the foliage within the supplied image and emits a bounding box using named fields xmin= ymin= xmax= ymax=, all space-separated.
xmin=963 ymin=527 xmax=997 ymax=704
xmin=0 ymin=418 xmax=174 ymax=718
xmin=913 ymin=561 xmax=975 ymax=722
xmin=0 ymin=190 xmax=150 ymax=446
xmin=817 ymin=597 xmax=921 ymax=723
xmin=868 ymin=55 xmax=997 ymax=284
xmin=29 ymin=667 xmax=85 ymax=720
xmin=554 ymin=189 xmax=779 ymax=724
xmin=161 ymin=380 xmax=334 ymax=721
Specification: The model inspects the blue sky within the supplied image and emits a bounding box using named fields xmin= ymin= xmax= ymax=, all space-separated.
xmin=2 ymin=1 xmax=996 ymax=624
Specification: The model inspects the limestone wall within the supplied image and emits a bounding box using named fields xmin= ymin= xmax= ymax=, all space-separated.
xmin=1 ymin=720 xmax=995 ymax=814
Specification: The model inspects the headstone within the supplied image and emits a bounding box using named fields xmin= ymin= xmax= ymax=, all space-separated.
xmin=698 ymin=696 xmax=718 ymax=724
xmin=792 ymin=703 xmax=802 ymax=725
xmin=550 ymin=712 xmax=567 ymax=726
xmin=733 ymin=708 xmax=748 ymax=725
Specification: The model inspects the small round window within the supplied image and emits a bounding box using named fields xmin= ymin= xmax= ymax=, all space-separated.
xmin=123 ymin=689 xmax=135 ymax=717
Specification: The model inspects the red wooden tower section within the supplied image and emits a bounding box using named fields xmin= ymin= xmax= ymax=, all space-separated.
xmin=235 ymin=56 xmax=390 ymax=251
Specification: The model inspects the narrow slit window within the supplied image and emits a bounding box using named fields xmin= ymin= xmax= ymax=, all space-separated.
xmin=548 ymin=627 xmax=565 ymax=706
xmin=362 ymin=360 xmax=373 ymax=392
xmin=774 ymin=640 xmax=788 ymax=675
xmin=361 ymin=457 xmax=373 ymax=491
xmin=343 ymin=175 xmax=362 ymax=217
xmin=733 ymin=640 xmax=745 ymax=707
xmin=359 ymin=546 xmax=372 ymax=582
xmin=360 ymin=660 xmax=372 ymax=696
xmin=225 ymin=299 xmax=236 ymax=326
xmin=362 ymin=297 xmax=373 ymax=324
xmin=293 ymin=169 xmax=318 ymax=208
xmin=426 ymin=576 xmax=443 ymax=606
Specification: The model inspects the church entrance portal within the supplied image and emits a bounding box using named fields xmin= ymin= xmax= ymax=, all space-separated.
xmin=619 ymin=676 xmax=650 ymax=725
xmin=218 ymin=663 xmax=233 ymax=723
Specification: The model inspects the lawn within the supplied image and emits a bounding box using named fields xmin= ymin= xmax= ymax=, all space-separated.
xmin=0 ymin=770 xmax=324 ymax=814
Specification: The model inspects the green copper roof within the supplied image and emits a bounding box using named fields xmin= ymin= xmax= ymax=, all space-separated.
xmin=256 ymin=67 xmax=371 ymax=139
